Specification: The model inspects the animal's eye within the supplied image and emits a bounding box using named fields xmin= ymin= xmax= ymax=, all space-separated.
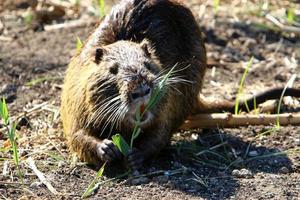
xmin=95 ymin=48 xmax=104 ymax=64
xmin=109 ymin=64 xmax=118 ymax=75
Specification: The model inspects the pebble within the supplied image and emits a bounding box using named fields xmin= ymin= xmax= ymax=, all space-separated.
xmin=279 ymin=166 xmax=289 ymax=174
xmin=30 ymin=182 xmax=43 ymax=188
xmin=0 ymin=20 xmax=3 ymax=33
xmin=295 ymin=139 xmax=300 ymax=146
xmin=248 ymin=150 xmax=259 ymax=157
xmin=232 ymin=168 xmax=253 ymax=178
xmin=57 ymin=161 xmax=66 ymax=168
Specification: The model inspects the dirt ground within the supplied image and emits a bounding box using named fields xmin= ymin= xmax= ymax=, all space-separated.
xmin=0 ymin=0 xmax=300 ymax=199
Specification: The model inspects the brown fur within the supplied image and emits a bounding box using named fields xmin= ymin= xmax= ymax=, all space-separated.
xmin=61 ymin=0 xmax=300 ymax=167
xmin=61 ymin=0 xmax=206 ymax=166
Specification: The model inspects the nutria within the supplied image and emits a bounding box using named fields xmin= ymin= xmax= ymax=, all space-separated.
xmin=61 ymin=0 xmax=300 ymax=170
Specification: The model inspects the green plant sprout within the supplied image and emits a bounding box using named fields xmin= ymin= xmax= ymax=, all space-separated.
xmin=276 ymin=74 xmax=297 ymax=128
xmin=0 ymin=98 xmax=22 ymax=178
xmin=213 ymin=0 xmax=220 ymax=13
xmin=76 ymin=37 xmax=83 ymax=53
xmin=82 ymin=162 xmax=107 ymax=198
xmin=287 ymin=8 xmax=296 ymax=25
xmin=99 ymin=0 xmax=106 ymax=18
xmin=235 ymin=57 xmax=254 ymax=115
xmin=26 ymin=76 xmax=62 ymax=87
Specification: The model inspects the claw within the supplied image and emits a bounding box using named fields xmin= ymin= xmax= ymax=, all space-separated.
xmin=96 ymin=139 xmax=123 ymax=162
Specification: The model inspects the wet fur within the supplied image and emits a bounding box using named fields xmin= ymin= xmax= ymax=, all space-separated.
xmin=61 ymin=0 xmax=300 ymax=167
xmin=61 ymin=0 xmax=206 ymax=166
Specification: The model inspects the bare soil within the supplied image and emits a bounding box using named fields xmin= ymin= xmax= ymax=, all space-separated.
xmin=1 ymin=0 xmax=300 ymax=199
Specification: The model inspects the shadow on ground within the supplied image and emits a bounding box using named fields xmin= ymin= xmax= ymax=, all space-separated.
xmin=103 ymin=128 xmax=293 ymax=199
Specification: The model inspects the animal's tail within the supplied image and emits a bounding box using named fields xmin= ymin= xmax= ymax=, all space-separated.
xmin=195 ymin=88 xmax=300 ymax=114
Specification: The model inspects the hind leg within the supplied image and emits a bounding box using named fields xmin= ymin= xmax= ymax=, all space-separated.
xmin=69 ymin=129 xmax=123 ymax=166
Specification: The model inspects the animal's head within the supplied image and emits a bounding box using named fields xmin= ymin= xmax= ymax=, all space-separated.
xmin=86 ymin=40 xmax=167 ymax=131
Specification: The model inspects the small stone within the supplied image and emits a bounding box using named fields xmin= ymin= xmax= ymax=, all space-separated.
xmin=295 ymin=139 xmax=300 ymax=146
xmin=30 ymin=182 xmax=43 ymax=188
xmin=57 ymin=161 xmax=65 ymax=168
xmin=232 ymin=168 xmax=253 ymax=178
xmin=191 ymin=133 xmax=198 ymax=140
xmin=279 ymin=166 xmax=289 ymax=174
xmin=248 ymin=150 xmax=259 ymax=157
xmin=0 ymin=20 xmax=3 ymax=34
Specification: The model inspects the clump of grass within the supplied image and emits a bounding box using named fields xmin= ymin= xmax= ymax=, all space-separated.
xmin=235 ymin=57 xmax=254 ymax=115
xmin=22 ymin=10 xmax=34 ymax=25
xmin=0 ymin=98 xmax=22 ymax=178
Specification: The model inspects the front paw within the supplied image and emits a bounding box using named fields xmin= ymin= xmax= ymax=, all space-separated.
xmin=126 ymin=148 xmax=144 ymax=171
xmin=96 ymin=139 xmax=123 ymax=162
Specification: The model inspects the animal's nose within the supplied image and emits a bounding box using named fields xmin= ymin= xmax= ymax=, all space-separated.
xmin=130 ymin=85 xmax=151 ymax=101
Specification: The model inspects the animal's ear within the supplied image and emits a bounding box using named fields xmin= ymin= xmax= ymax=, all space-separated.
xmin=140 ymin=39 xmax=152 ymax=57
xmin=94 ymin=47 xmax=105 ymax=64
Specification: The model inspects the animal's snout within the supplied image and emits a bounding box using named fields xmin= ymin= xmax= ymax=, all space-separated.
xmin=130 ymin=85 xmax=151 ymax=101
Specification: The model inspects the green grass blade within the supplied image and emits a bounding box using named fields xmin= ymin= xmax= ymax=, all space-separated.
xmin=0 ymin=98 xmax=9 ymax=125
xmin=145 ymin=64 xmax=177 ymax=113
xmin=26 ymin=76 xmax=62 ymax=87
xmin=213 ymin=0 xmax=220 ymax=13
xmin=130 ymin=127 xmax=141 ymax=148
xmin=99 ymin=0 xmax=105 ymax=18
xmin=76 ymin=37 xmax=83 ymax=53
xmin=82 ymin=162 xmax=106 ymax=198
xmin=287 ymin=8 xmax=295 ymax=24
xmin=112 ymin=134 xmax=130 ymax=156
xmin=276 ymin=74 xmax=297 ymax=128
xmin=235 ymin=57 xmax=254 ymax=115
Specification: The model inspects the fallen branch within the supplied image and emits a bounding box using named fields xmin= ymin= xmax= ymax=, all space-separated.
xmin=0 ymin=36 xmax=13 ymax=42
xmin=180 ymin=113 xmax=300 ymax=130
xmin=44 ymin=18 xmax=97 ymax=31
xmin=0 ymin=181 xmax=29 ymax=185
xmin=27 ymin=157 xmax=59 ymax=195
xmin=265 ymin=14 xmax=300 ymax=34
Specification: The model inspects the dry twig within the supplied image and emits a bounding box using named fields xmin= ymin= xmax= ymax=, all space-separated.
xmin=180 ymin=113 xmax=300 ymax=130
xmin=44 ymin=18 xmax=97 ymax=31
xmin=265 ymin=14 xmax=300 ymax=34
xmin=27 ymin=157 xmax=59 ymax=195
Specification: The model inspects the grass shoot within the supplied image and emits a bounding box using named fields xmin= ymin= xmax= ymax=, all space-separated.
xmin=76 ymin=37 xmax=83 ymax=53
xmin=0 ymin=98 xmax=22 ymax=178
xmin=213 ymin=0 xmax=220 ymax=13
xmin=286 ymin=8 xmax=296 ymax=25
xmin=235 ymin=57 xmax=254 ymax=115
xmin=99 ymin=0 xmax=106 ymax=18
xmin=26 ymin=76 xmax=62 ymax=87
xmin=276 ymin=74 xmax=297 ymax=128
xmin=82 ymin=162 xmax=107 ymax=198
